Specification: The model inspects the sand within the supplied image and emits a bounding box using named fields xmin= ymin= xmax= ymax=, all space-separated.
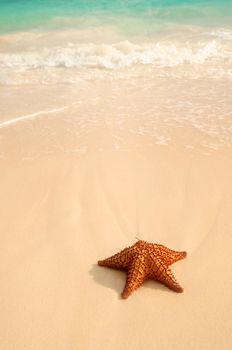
xmin=1 ymin=81 xmax=232 ymax=350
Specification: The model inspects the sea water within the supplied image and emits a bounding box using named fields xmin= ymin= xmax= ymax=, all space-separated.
xmin=0 ymin=0 xmax=232 ymax=76
xmin=0 ymin=0 xmax=232 ymax=33
xmin=0 ymin=0 xmax=232 ymax=153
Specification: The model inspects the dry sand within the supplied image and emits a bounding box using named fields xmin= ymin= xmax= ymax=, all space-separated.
xmin=0 ymin=82 xmax=232 ymax=350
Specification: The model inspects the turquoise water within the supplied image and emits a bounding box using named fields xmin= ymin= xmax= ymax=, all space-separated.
xmin=0 ymin=0 xmax=232 ymax=34
xmin=1 ymin=0 xmax=232 ymax=83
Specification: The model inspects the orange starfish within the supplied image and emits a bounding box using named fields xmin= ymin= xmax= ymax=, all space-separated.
xmin=98 ymin=240 xmax=187 ymax=299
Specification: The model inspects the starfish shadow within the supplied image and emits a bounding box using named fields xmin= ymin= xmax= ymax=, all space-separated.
xmin=89 ymin=264 xmax=125 ymax=299
xmin=89 ymin=264 xmax=170 ymax=299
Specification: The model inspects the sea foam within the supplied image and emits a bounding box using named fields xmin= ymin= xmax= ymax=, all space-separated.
xmin=0 ymin=40 xmax=228 ymax=70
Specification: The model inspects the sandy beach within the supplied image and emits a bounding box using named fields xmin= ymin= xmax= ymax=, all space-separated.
xmin=1 ymin=1 xmax=232 ymax=347
xmin=1 ymin=78 xmax=232 ymax=349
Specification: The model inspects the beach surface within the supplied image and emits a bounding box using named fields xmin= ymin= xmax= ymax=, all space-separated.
xmin=1 ymin=0 xmax=232 ymax=348
xmin=1 ymin=79 xmax=232 ymax=349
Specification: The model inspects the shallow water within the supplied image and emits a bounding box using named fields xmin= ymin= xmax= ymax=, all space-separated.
xmin=1 ymin=0 xmax=232 ymax=81
xmin=1 ymin=0 xmax=232 ymax=33
xmin=0 ymin=0 xmax=231 ymax=155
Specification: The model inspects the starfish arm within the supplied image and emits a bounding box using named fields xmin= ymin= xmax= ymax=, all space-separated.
xmin=149 ymin=256 xmax=184 ymax=293
xmin=122 ymin=255 xmax=148 ymax=299
xmin=98 ymin=246 xmax=135 ymax=270
xmin=154 ymin=244 xmax=187 ymax=266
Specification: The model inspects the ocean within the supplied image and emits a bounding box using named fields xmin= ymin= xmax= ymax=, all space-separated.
xmin=0 ymin=0 xmax=232 ymax=153
xmin=1 ymin=0 xmax=232 ymax=33
xmin=1 ymin=0 xmax=232 ymax=80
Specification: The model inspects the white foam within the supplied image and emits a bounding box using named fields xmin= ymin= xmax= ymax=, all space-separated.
xmin=0 ymin=40 xmax=228 ymax=70
xmin=206 ymin=30 xmax=232 ymax=40
xmin=0 ymin=106 xmax=69 ymax=129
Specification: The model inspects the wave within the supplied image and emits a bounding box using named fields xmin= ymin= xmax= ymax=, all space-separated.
xmin=0 ymin=40 xmax=229 ymax=70
xmin=0 ymin=106 xmax=69 ymax=129
xmin=206 ymin=29 xmax=232 ymax=40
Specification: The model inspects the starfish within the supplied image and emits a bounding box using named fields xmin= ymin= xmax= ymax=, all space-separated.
xmin=98 ymin=240 xmax=187 ymax=299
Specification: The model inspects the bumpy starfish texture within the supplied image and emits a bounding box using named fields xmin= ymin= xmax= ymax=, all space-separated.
xmin=98 ymin=240 xmax=187 ymax=299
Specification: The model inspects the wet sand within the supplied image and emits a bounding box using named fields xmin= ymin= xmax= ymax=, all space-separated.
xmin=0 ymin=80 xmax=232 ymax=350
